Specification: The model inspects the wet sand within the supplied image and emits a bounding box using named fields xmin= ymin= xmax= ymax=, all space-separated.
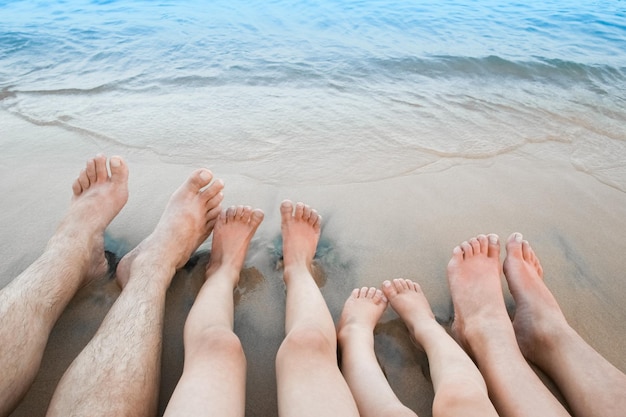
xmin=2 ymin=112 xmax=626 ymax=416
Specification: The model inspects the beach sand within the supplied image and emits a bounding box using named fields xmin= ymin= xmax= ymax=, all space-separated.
xmin=3 ymin=111 xmax=626 ymax=417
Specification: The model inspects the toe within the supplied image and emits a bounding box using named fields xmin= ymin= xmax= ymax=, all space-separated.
xmin=294 ymin=202 xmax=305 ymax=220
xmin=461 ymin=241 xmax=473 ymax=258
xmin=506 ymin=232 xmax=524 ymax=258
xmin=94 ymin=154 xmax=108 ymax=183
xmin=250 ymin=209 xmax=264 ymax=227
xmin=86 ymin=158 xmax=97 ymax=184
xmin=487 ymin=233 xmax=500 ymax=258
xmin=109 ymin=156 xmax=128 ymax=184
xmin=186 ymin=168 xmax=213 ymax=193
xmin=382 ymin=280 xmax=398 ymax=299
xmin=280 ymin=200 xmax=294 ymax=221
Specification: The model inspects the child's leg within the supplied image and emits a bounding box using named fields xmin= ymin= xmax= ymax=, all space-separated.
xmin=382 ymin=278 xmax=498 ymax=417
xmin=164 ymin=206 xmax=263 ymax=417
xmin=338 ymin=287 xmax=417 ymax=417
xmin=275 ymin=200 xmax=359 ymax=417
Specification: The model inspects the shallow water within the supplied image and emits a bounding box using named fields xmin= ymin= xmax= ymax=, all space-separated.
xmin=1 ymin=0 xmax=625 ymax=187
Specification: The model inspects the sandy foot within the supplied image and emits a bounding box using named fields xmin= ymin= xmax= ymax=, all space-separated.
xmin=279 ymin=200 xmax=321 ymax=275
xmin=503 ymin=233 xmax=568 ymax=362
xmin=54 ymin=154 xmax=129 ymax=282
xmin=205 ymin=205 xmax=264 ymax=281
xmin=446 ymin=234 xmax=509 ymax=352
xmin=337 ymin=287 xmax=388 ymax=338
xmin=115 ymin=168 xmax=224 ymax=288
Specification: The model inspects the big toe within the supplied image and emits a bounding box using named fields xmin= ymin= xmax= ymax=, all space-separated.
xmin=185 ymin=168 xmax=213 ymax=193
xmin=280 ymin=200 xmax=294 ymax=220
xmin=109 ymin=156 xmax=129 ymax=184
xmin=506 ymin=232 xmax=524 ymax=259
xmin=250 ymin=209 xmax=264 ymax=226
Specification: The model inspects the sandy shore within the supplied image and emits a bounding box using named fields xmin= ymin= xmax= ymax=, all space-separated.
xmin=2 ymin=112 xmax=626 ymax=417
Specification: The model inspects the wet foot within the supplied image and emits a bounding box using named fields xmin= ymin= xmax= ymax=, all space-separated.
xmin=337 ymin=287 xmax=388 ymax=342
xmin=279 ymin=200 xmax=321 ymax=278
xmin=116 ymin=169 xmax=224 ymax=288
xmin=52 ymin=154 xmax=129 ymax=282
xmin=382 ymin=278 xmax=439 ymax=342
xmin=503 ymin=233 xmax=568 ymax=363
xmin=446 ymin=234 xmax=509 ymax=353
xmin=205 ymin=205 xmax=264 ymax=282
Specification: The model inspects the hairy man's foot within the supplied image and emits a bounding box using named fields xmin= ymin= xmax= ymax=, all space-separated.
xmin=116 ymin=169 xmax=224 ymax=288
xmin=206 ymin=205 xmax=264 ymax=281
xmin=337 ymin=287 xmax=388 ymax=343
xmin=51 ymin=154 xmax=129 ymax=282
xmin=503 ymin=233 xmax=569 ymax=363
xmin=279 ymin=200 xmax=321 ymax=277
xmin=446 ymin=234 xmax=510 ymax=353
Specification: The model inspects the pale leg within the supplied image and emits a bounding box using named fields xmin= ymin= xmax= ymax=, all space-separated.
xmin=275 ymin=200 xmax=359 ymax=417
xmin=447 ymin=234 xmax=571 ymax=417
xmin=164 ymin=205 xmax=264 ymax=417
xmin=504 ymin=233 xmax=626 ymax=417
xmin=0 ymin=155 xmax=128 ymax=417
xmin=46 ymin=168 xmax=224 ymax=417
xmin=382 ymin=278 xmax=498 ymax=417
xmin=337 ymin=287 xmax=416 ymax=417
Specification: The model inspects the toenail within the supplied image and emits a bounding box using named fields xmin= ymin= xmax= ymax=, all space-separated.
xmin=199 ymin=170 xmax=211 ymax=181
xmin=514 ymin=233 xmax=523 ymax=242
xmin=489 ymin=235 xmax=498 ymax=244
xmin=110 ymin=157 xmax=121 ymax=168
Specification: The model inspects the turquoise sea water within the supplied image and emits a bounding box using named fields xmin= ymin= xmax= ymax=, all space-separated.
xmin=1 ymin=0 xmax=625 ymax=186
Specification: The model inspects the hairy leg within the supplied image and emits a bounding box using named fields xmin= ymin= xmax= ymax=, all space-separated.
xmin=504 ymin=233 xmax=626 ymax=417
xmin=275 ymin=200 xmax=359 ymax=417
xmin=164 ymin=205 xmax=264 ymax=417
xmin=46 ymin=168 xmax=224 ymax=417
xmin=447 ymin=234 xmax=571 ymax=417
xmin=382 ymin=278 xmax=498 ymax=417
xmin=0 ymin=155 xmax=128 ymax=417
xmin=337 ymin=287 xmax=416 ymax=417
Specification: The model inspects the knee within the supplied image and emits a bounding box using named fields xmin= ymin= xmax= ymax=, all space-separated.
xmin=277 ymin=325 xmax=335 ymax=364
xmin=185 ymin=326 xmax=245 ymax=364
xmin=433 ymin=381 xmax=491 ymax=415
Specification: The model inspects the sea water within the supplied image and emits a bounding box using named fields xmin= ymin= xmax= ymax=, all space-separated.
xmin=1 ymin=0 xmax=625 ymax=187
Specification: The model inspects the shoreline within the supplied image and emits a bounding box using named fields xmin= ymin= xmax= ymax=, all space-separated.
xmin=3 ymin=114 xmax=626 ymax=416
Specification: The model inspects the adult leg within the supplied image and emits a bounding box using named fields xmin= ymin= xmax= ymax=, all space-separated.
xmin=164 ymin=205 xmax=264 ymax=417
xmin=0 ymin=155 xmax=128 ymax=417
xmin=447 ymin=234 xmax=571 ymax=417
xmin=275 ymin=200 xmax=359 ymax=417
xmin=46 ymin=168 xmax=224 ymax=417
xmin=337 ymin=287 xmax=417 ymax=417
xmin=382 ymin=279 xmax=498 ymax=417
xmin=504 ymin=233 xmax=626 ymax=417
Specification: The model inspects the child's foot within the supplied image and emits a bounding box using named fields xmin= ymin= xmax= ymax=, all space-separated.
xmin=381 ymin=279 xmax=440 ymax=342
xmin=206 ymin=205 xmax=264 ymax=283
xmin=279 ymin=200 xmax=321 ymax=278
xmin=337 ymin=287 xmax=388 ymax=343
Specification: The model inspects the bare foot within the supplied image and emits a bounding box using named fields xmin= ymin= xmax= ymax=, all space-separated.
xmin=279 ymin=200 xmax=321 ymax=276
xmin=503 ymin=233 xmax=568 ymax=363
xmin=52 ymin=154 xmax=129 ymax=282
xmin=205 ymin=205 xmax=264 ymax=281
xmin=337 ymin=287 xmax=388 ymax=342
xmin=446 ymin=234 xmax=508 ymax=353
xmin=382 ymin=279 xmax=439 ymax=340
xmin=116 ymin=169 xmax=224 ymax=288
